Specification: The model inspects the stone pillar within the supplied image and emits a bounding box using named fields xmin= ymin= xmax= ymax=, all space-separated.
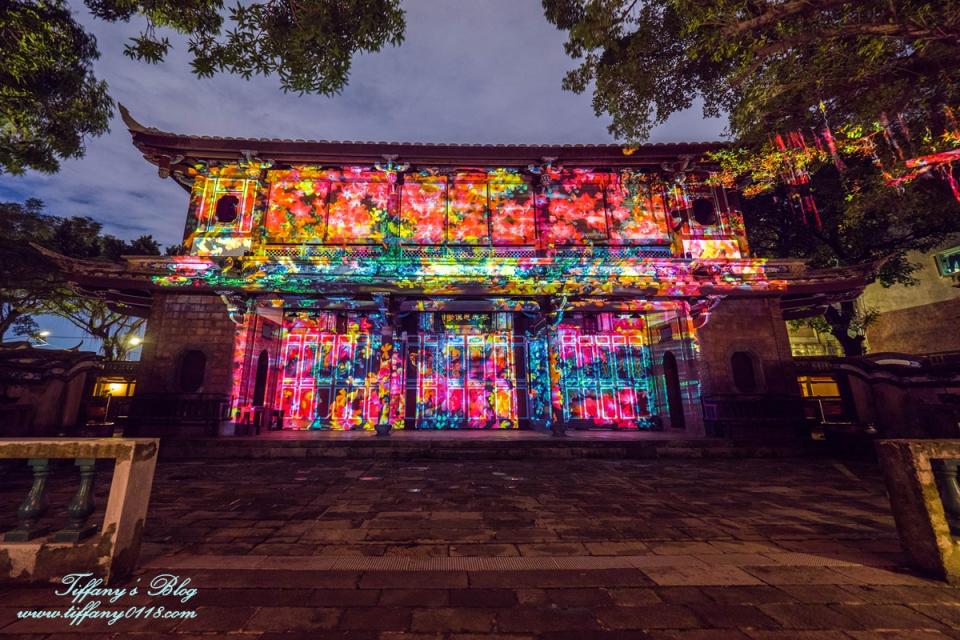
xmin=693 ymin=297 xmax=801 ymax=435
xmin=230 ymin=306 xmax=283 ymax=424
xmin=136 ymin=293 xmax=239 ymax=397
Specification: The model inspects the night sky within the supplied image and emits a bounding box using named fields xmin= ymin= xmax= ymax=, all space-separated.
xmin=0 ymin=1 xmax=725 ymax=348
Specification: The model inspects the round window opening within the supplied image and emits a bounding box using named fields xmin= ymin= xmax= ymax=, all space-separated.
xmin=214 ymin=194 xmax=240 ymax=224
xmin=692 ymin=198 xmax=718 ymax=226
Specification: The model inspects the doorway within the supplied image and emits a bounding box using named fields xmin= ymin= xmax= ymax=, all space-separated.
xmin=663 ymin=351 xmax=685 ymax=430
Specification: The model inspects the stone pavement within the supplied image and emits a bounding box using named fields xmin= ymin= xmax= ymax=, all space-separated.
xmin=2 ymin=457 xmax=960 ymax=638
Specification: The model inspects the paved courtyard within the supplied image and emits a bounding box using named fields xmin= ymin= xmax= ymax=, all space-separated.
xmin=3 ymin=456 xmax=960 ymax=638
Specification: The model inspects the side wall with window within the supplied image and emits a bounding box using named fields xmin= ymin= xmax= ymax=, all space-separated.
xmin=860 ymin=245 xmax=960 ymax=355
xmin=695 ymin=297 xmax=799 ymax=399
xmin=136 ymin=293 xmax=238 ymax=397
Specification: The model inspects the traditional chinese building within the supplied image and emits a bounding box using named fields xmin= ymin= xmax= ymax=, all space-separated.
xmin=53 ymin=107 xmax=876 ymax=437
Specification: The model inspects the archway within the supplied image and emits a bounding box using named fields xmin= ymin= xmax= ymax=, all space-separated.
xmin=252 ymin=350 xmax=269 ymax=406
xmin=662 ymin=351 xmax=685 ymax=430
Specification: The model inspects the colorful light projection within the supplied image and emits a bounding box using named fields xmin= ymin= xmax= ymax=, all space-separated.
xmin=264 ymin=167 xmax=392 ymax=245
xmin=270 ymin=307 xmax=676 ymax=430
xmin=264 ymin=167 xmax=330 ymax=243
xmin=556 ymin=313 xmax=655 ymax=428
xmin=152 ymin=250 xmax=788 ymax=299
xmin=277 ymin=312 xmax=387 ymax=430
xmin=400 ymin=169 xmax=535 ymax=245
xmin=405 ymin=329 xmax=517 ymax=429
xmin=152 ymin=161 xmax=779 ymax=300
xmin=188 ymin=165 xmax=262 ymax=256
xmin=542 ymin=169 xmax=671 ymax=246
xmin=645 ymin=305 xmax=702 ymax=429
xmin=185 ymin=162 xmax=751 ymax=260
xmin=666 ymin=179 xmax=747 ymax=259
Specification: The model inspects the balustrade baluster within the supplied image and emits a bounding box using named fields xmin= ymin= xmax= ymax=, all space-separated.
xmin=4 ymin=458 xmax=51 ymax=542
xmin=933 ymin=459 xmax=960 ymax=534
xmin=52 ymin=458 xmax=98 ymax=542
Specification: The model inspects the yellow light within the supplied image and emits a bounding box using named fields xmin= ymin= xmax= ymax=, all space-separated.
xmin=108 ymin=383 xmax=124 ymax=392
xmin=129 ymin=336 xmax=142 ymax=346
xmin=38 ymin=330 xmax=51 ymax=337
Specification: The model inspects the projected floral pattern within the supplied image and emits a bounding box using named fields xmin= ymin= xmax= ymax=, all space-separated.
xmin=398 ymin=169 xmax=535 ymax=245
xmin=543 ymin=169 xmax=675 ymax=245
xmin=153 ymin=161 xmax=759 ymax=431
xmin=264 ymin=167 xmax=330 ymax=242
xmin=556 ymin=313 xmax=654 ymax=429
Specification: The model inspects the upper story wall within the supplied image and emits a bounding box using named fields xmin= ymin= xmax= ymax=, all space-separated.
xmin=182 ymin=163 xmax=749 ymax=261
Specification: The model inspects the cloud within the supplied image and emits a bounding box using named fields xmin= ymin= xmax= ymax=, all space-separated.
xmin=0 ymin=0 xmax=726 ymax=248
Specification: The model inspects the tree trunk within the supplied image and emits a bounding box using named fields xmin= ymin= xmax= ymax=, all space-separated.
xmin=824 ymin=300 xmax=867 ymax=357
xmin=0 ymin=307 xmax=20 ymax=343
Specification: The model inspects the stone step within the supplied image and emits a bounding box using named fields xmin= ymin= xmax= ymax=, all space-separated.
xmin=159 ymin=436 xmax=807 ymax=460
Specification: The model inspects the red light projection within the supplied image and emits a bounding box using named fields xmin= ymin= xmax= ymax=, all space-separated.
xmin=448 ymin=172 xmax=491 ymax=245
xmin=544 ymin=170 xmax=670 ymax=245
xmin=399 ymin=169 xmax=535 ymax=245
xmin=264 ymin=168 xmax=391 ymax=245
xmin=557 ymin=313 xmax=653 ymax=428
xmin=265 ymin=168 xmax=330 ymax=242
xmin=546 ymin=170 xmax=608 ymax=243
xmin=326 ymin=169 xmax=391 ymax=244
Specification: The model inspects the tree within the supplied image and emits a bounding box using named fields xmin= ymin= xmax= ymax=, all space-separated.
xmin=2 ymin=0 xmax=405 ymax=174
xmin=543 ymin=0 xmax=960 ymax=355
xmin=42 ymin=296 xmax=146 ymax=361
xmin=740 ymin=157 xmax=960 ymax=355
xmin=0 ymin=2 xmax=111 ymax=174
xmin=0 ymin=199 xmax=161 ymax=359
xmin=542 ymin=1 xmax=960 ymax=143
xmin=0 ymin=200 xmax=71 ymax=340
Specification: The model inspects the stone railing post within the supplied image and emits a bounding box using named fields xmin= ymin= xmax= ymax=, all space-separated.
xmin=1 ymin=438 xmax=160 ymax=585
xmin=933 ymin=459 xmax=960 ymax=534
xmin=876 ymin=439 xmax=960 ymax=583
xmin=52 ymin=458 xmax=98 ymax=542
xmin=4 ymin=458 xmax=51 ymax=542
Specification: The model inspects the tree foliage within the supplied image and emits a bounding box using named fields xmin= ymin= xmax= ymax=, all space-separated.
xmin=542 ymin=0 xmax=960 ymax=143
xmin=1 ymin=2 xmax=112 ymax=174
xmin=740 ymin=156 xmax=960 ymax=354
xmin=2 ymin=0 xmax=406 ymax=174
xmin=42 ymin=296 xmax=146 ymax=361
xmin=544 ymin=0 xmax=960 ymax=355
xmin=0 ymin=199 xmax=161 ymax=359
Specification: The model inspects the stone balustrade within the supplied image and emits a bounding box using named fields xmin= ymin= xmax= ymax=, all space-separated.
xmin=876 ymin=439 xmax=960 ymax=583
xmin=0 ymin=438 xmax=159 ymax=584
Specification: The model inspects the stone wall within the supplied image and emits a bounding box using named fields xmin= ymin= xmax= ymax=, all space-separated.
xmin=232 ymin=310 xmax=282 ymax=412
xmin=866 ymin=298 xmax=960 ymax=355
xmin=695 ymin=297 xmax=798 ymax=397
xmin=0 ymin=346 xmax=100 ymax=435
xmin=800 ymin=356 xmax=960 ymax=439
xmin=859 ymin=245 xmax=960 ymax=355
xmin=137 ymin=294 xmax=237 ymax=396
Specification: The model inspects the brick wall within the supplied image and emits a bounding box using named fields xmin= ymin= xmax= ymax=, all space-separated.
xmin=137 ymin=294 xmax=238 ymax=396
xmin=866 ymin=298 xmax=960 ymax=354
xmin=695 ymin=297 xmax=798 ymax=397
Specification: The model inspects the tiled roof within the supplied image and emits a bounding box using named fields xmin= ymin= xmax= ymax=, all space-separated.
xmin=120 ymin=104 xmax=728 ymax=168
xmin=119 ymin=104 xmax=724 ymax=150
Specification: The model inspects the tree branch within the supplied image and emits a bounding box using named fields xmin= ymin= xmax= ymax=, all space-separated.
xmin=724 ymin=0 xmax=857 ymax=37
xmin=730 ymin=24 xmax=956 ymax=88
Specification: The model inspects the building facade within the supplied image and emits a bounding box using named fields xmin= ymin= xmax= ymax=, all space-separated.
xmin=54 ymin=108 xmax=875 ymax=437
xmin=860 ymin=242 xmax=960 ymax=355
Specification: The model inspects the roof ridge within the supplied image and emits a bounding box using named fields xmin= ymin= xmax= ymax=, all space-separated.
xmin=119 ymin=105 xmax=727 ymax=149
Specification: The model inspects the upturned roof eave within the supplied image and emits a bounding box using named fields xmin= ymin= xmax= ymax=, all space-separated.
xmin=120 ymin=104 xmax=730 ymax=169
